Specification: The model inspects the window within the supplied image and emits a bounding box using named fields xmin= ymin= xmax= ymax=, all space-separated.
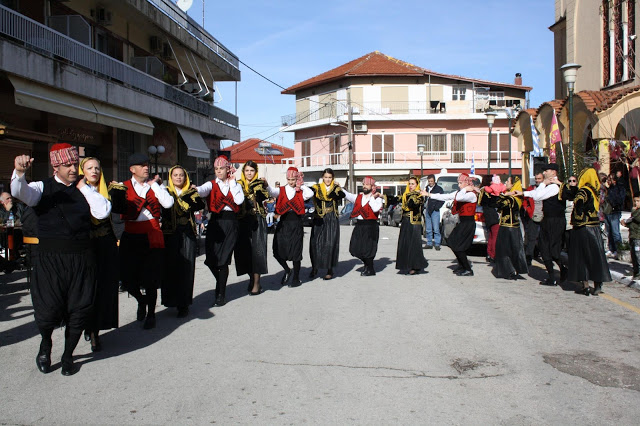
xmin=329 ymin=135 xmax=341 ymax=165
xmin=452 ymin=87 xmax=466 ymax=101
xmin=418 ymin=134 xmax=446 ymax=152
xmin=301 ymin=140 xmax=310 ymax=167
xmin=371 ymin=134 xmax=394 ymax=164
xmin=451 ymin=134 xmax=465 ymax=163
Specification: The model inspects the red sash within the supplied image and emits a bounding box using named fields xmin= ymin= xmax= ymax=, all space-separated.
xmin=123 ymin=180 xmax=161 ymax=221
xmin=275 ymin=186 xmax=305 ymax=215
xmin=351 ymin=194 xmax=379 ymax=219
xmin=208 ymin=181 xmax=240 ymax=213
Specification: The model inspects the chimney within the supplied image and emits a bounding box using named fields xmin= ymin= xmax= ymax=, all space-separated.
xmin=514 ymin=73 xmax=522 ymax=86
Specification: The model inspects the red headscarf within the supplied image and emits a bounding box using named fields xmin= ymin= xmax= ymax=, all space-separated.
xmin=214 ymin=155 xmax=236 ymax=178
xmin=362 ymin=176 xmax=377 ymax=195
xmin=49 ymin=143 xmax=79 ymax=167
xmin=458 ymin=173 xmax=470 ymax=188
xmin=286 ymin=167 xmax=304 ymax=192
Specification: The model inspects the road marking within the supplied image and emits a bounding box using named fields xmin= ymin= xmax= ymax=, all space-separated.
xmin=601 ymin=293 xmax=640 ymax=315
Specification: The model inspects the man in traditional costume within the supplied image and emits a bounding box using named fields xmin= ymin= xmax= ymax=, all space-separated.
xmin=344 ymin=176 xmax=384 ymax=276
xmin=11 ymin=144 xmax=111 ymax=375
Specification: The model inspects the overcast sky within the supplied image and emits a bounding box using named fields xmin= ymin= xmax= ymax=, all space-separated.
xmin=184 ymin=0 xmax=555 ymax=148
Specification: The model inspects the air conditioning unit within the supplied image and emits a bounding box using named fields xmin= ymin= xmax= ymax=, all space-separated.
xmin=150 ymin=36 xmax=162 ymax=54
xmin=161 ymin=42 xmax=173 ymax=60
xmin=92 ymin=7 xmax=112 ymax=25
xmin=353 ymin=122 xmax=367 ymax=133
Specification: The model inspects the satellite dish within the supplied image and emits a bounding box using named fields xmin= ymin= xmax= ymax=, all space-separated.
xmin=176 ymin=0 xmax=193 ymax=12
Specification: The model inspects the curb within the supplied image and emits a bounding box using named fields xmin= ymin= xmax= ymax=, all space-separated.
xmin=609 ymin=270 xmax=640 ymax=291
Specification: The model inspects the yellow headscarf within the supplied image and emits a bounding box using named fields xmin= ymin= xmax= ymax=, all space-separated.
xmin=317 ymin=177 xmax=335 ymax=201
xmin=79 ymin=157 xmax=109 ymax=200
xmin=578 ymin=167 xmax=600 ymax=211
xmin=167 ymin=165 xmax=192 ymax=212
xmin=239 ymin=161 xmax=259 ymax=195
xmin=402 ymin=176 xmax=419 ymax=211
xmin=510 ymin=176 xmax=523 ymax=209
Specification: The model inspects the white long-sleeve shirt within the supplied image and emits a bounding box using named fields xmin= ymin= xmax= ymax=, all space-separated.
xmin=10 ymin=170 xmax=111 ymax=220
xmin=129 ymin=178 xmax=174 ymax=221
xmin=523 ymin=182 xmax=560 ymax=201
xmin=343 ymin=189 xmax=383 ymax=219
xmin=267 ymin=184 xmax=314 ymax=201
xmin=429 ymin=187 xmax=477 ymax=203
xmin=196 ymin=177 xmax=244 ymax=210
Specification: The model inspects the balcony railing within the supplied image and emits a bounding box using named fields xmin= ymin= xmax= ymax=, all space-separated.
xmin=281 ymin=99 xmax=523 ymax=126
xmin=0 ymin=5 xmax=238 ymax=129
xmin=145 ymin=0 xmax=239 ymax=70
xmin=282 ymin=150 xmax=522 ymax=169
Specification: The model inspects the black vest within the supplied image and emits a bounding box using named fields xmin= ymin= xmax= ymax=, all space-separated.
xmin=34 ymin=177 xmax=91 ymax=241
xmin=542 ymin=183 xmax=565 ymax=217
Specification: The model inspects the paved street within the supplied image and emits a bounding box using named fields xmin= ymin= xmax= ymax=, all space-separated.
xmin=2 ymin=225 xmax=640 ymax=424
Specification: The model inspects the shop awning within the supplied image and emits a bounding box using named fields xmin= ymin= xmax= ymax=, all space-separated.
xmin=177 ymin=126 xmax=210 ymax=159
xmin=93 ymin=101 xmax=154 ymax=135
xmin=8 ymin=75 xmax=154 ymax=135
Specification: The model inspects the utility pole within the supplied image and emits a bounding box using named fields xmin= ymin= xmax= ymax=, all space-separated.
xmin=347 ymin=90 xmax=355 ymax=193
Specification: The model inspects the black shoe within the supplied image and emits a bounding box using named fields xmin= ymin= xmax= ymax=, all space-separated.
xmin=91 ymin=338 xmax=102 ymax=353
xmin=486 ymin=256 xmax=494 ymax=263
xmin=249 ymin=287 xmax=263 ymax=296
xmin=36 ymin=350 xmax=51 ymax=374
xmin=177 ymin=307 xmax=189 ymax=318
xmin=309 ymin=268 xmax=318 ymax=279
xmin=61 ymin=361 xmax=79 ymax=376
xmin=540 ymin=278 xmax=557 ymax=286
xmin=281 ymin=270 xmax=292 ymax=285
xmin=363 ymin=269 xmax=376 ymax=276
xmin=560 ymin=266 xmax=568 ymax=282
xmin=453 ymin=266 xmax=464 ymax=274
xmin=213 ymin=295 xmax=226 ymax=306
xmin=434 ymin=245 xmax=441 ymax=251
xmin=425 ymin=245 xmax=433 ymax=250
xmin=143 ymin=315 xmax=156 ymax=329
xmin=457 ymin=269 xmax=474 ymax=277
xmin=575 ymin=288 xmax=591 ymax=296
xmin=509 ymin=273 xmax=518 ymax=281
xmin=137 ymin=304 xmax=146 ymax=321
xmin=591 ymin=284 xmax=603 ymax=295
xmin=323 ymin=274 xmax=333 ymax=280
xmin=84 ymin=330 xmax=91 ymax=342
xmin=289 ymin=278 xmax=302 ymax=287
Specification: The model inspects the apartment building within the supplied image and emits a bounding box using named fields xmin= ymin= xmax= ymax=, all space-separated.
xmin=0 ymin=0 xmax=240 ymax=187
xmin=281 ymin=51 xmax=530 ymax=195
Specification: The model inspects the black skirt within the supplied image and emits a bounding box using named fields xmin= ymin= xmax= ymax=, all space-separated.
xmin=120 ymin=232 xmax=164 ymax=291
xmin=235 ymin=214 xmax=268 ymax=275
xmin=273 ymin=211 xmax=303 ymax=262
xmin=447 ymin=216 xmax=476 ymax=252
xmin=396 ymin=216 xmax=429 ymax=270
xmin=31 ymin=243 xmax=96 ymax=332
xmin=568 ymin=226 xmax=612 ymax=282
xmin=205 ymin=211 xmax=238 ymax=268
xmin=162 ymin=225 xmax=197 ymax=308
xmin=309 ymin=213 xmax=340 ymax=269
xmin=493 ymin=226 xmax=528 ymax=278
xmin=539 ymin=216 xmax=566 ymax=262
xmin=350 ymin=219 xmax=379 ymax=260
xmin=89 ymin=232 xmax=119 ymax=330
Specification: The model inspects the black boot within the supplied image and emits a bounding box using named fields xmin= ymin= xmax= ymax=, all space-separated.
xmin=558 ymin=261 xmax=568 ymax=282
xmin=541 ymin=261 xmax=557 ymax=286
xmin=36 ymin=328 xmax=53 ymax=374
xmin=214 ymin=267 xmax=229 ymax=306
xmin=275 ymin=257 xmax=291 ymax=285
xmin=290 ymin=261 xmax=302 ymax=287
xmin=61 ymin=329 xmax=82 ymax=376
xmin=144 ymin=288 xmax=157 ymax=329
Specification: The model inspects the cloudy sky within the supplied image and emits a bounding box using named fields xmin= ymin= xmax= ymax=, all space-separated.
xmin=184 ymin=0 xmax=554 ymax=147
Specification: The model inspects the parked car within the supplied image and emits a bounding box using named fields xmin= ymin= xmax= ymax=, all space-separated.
xmin=339 ymin=201 xmax=355 ymax=226
xmin=390 ymin=203 xmax=425 ymax=234
xmin=303 ymin=199 xmax=315 ymax=227
xmin=422 ymin=170 xmax=487 ymax=245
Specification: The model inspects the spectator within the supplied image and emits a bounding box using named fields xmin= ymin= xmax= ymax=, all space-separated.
xmin=621 ymin=194 xmax=640 ymax=280
xmin=423 ymin=174 xmax=443 ymax=250
xmin=603 ymin=173 xmax=625 ymax=258
xmin=265 ymin=197 xmax=276 ymax=225
xmin=0 ymin=192 xmax=25 ymax=223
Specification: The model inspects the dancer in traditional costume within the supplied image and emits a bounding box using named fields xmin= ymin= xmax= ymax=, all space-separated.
xmin=568 ymin=168 xmax=611 ymax=295
xmin=235 ymin=161 xmax=270 ymax=295
xmin=11 ymin=145 xmax=111 ymax=375
xmin=309 ymin=168 xmax=345 ymax=280
xmin=492 ymin=176 xmax=528 ymax=280
xmin=396 ymin=176 xmax=428 ymax=275
xmin=110 ymin=153 xmax=174 ymax=329
xmin=344 ymin=176 xmax=383 ymax=276
xmin=267 ymin=166 xmax=314 ymax=287
xmin=161 ymin=165 xmax=204 ymax=316
xmin=427 ymin=173 xmax=478 ymax=276
xmin=79 ymin=157 xmax=118 ymax=352
xmin=195 ymin=155 xmax=244 ymax=306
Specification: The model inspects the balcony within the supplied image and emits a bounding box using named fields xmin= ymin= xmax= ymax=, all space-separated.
xmin=0 ymin=4 xmax=238 ymax=129
xmin=282 ymin=150 xmax=522 ymax=171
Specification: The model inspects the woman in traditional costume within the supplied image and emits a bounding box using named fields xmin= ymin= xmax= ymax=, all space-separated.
xmin=79 ymin=157 xmax=118 ymax=352
xmin=568 ymin=168 xmax=612 ymax=295
xmin=162 ymin=165 xmax=204 ymax=317
xmin=309 ymin=168 xmax=345 ymax=280
xmin=493 ymin=176 xmax=528 ymax=280
xmin=235 ymin=161 xmax=270 ymax=295
xmin=396 ymin=176 xmax=428 ymax=275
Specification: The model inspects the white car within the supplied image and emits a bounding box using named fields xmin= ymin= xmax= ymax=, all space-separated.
xmin=421 ymin=170 xmax=488 ymax=245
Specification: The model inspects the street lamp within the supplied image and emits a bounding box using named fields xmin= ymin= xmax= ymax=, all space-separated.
xmin=561 ymin=63 xmax=581 ymax=176
xmin=148 ymin=144 xmax=165 ymax=175
xmin=417 ymin=142 xmax=425 ymax=181
xmin=504 ymin=106 xmax=521 ymax=178
xmin=485 ymin=110 xmax=497 ymax=174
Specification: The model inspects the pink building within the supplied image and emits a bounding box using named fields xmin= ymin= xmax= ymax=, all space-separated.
xmin=281 ymin=52 xmax=532 ymax=195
